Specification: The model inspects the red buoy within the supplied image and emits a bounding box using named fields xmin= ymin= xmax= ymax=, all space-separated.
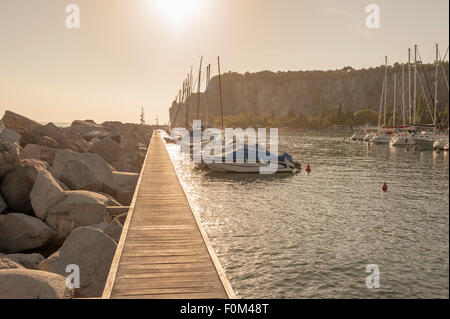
xmin=306 ymin=163 xmax=311 ymax=172
xmin=381 ymin=182 xmax=388 ymax=192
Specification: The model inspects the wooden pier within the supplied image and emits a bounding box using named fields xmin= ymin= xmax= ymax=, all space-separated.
xmin=102 ymin=131 xmax=235 ymax=299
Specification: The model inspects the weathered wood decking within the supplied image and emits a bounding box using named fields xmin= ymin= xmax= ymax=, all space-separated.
xmin=102 ymin=131 xmax=235 ymax=299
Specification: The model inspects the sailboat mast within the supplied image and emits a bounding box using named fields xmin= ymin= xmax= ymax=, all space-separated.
xmin=413 ymin=44 xmax=417 ymax=125
xmin=218 ymin=56 xmax=224 ymax=131
xmin=384 ymin=56 xmax=388 ymax=126
xmin=434 ymin=43 xmax=439 ymax=134
xmin=377 ymin=70 xmax=385 ymax=130
xmin=185 ymin=74 xmax=190 ymax=128
xmin=196 ymin=56 xmax=203 ymax=121
xmin=402 ymin=63 xmax=405 ymax=126
xmin=408 ymin=48 xmax=412 ymax=124
xmin=393 ymin=73 xmax=397 ymax=127
xmin=205 ymin=64 xmax=211 ymax=128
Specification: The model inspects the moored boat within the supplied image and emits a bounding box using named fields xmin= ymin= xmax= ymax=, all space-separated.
xmin=204 ymin=145 xmax=301 ymax=173
xmin=390 ymin=134 xmax=416 ymax=146
xmin=433 ymin=136 xmax=449 ymax=150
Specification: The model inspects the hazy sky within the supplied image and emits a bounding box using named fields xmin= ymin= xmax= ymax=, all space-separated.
xmin=0 ymin=0 xmax=448 ymax=124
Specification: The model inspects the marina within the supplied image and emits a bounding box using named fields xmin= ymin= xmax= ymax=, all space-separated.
xmin=165 ymin=131 xmax=449 ymax=298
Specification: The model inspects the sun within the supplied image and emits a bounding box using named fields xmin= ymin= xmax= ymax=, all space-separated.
xmin=155 ymin=0 xmax=202 ymax=25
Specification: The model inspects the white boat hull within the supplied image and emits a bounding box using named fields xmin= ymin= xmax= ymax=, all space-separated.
xmin=371 ymin=136 xmax=391 ymax=144
xmin=205 ymin=161 xmax=296 ymax=173
xmin=414 ymin=137 xmax=435 ymax=150
xmin=433 ymin=137 xmax=449 ymax=150
xmin=390 ymin=135 xmax=416 ymax=147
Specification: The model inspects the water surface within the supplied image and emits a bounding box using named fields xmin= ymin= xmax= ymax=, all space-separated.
xmin=166 ymin=131 xmax=449 ymax=298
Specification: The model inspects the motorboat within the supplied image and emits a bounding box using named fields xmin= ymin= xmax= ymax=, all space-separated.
xmin=413 ymin=131 xmax=439 ymax=150
xmin=350 ymin=129 xmax=366 ymax=141
xmin=433 ymin=136 xmax=449 ymax=150
xmin=370 ymin=132 xmax=392 ymax=144
xmin=363 ymin=133 xmax=375 ymax=142
xmin=203 ymin=145 xmax=301 ymax=173
xmin=390 ymin=133 xmax=416 ymax=147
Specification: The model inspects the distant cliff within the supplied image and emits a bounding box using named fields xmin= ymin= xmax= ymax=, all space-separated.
xmin=169 ymin=62 xmax=449 ymax=127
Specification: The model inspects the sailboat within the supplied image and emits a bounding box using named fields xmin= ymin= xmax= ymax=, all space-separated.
xmin=405 ymin=44 xmax=448 ymax=150
xmin=371 ymin=57 xmax=394 ymax=144
xmin=390 ymin=57 xmax=418 ymax=146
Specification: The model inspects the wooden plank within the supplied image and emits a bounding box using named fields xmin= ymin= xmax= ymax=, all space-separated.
xmin=102 ymin=131 xmax=235 ymax=299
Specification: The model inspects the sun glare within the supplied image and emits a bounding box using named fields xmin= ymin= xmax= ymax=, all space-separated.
xmin=155 ymin=0 xmax=201 ymax=25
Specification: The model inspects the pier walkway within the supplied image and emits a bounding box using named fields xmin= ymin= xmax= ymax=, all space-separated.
xmin=102 ymin=131 xmax=235 ymax=299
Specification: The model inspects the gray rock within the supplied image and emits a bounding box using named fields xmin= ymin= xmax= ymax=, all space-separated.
xmin=39 ymin=226 xmax=116 ymax=298
xmin=0 ymin=269 xmax=74 ymax=299
xmin=0 ymin=127 xmax=21 ymax=145
xmin=0 ymin=159 xmax=49 ymax=213
xmin=50 ymin=149 xmax=116 ymax=194
xmin=0 ymin=213 xmax=56 ymax=253
xmin=69 ymin=120 xmax=109 ymax=140
xmin=38 ymin=135 xmax=59 ymax=148
xmin=60 ymin=159 xmax=103 ymax=191
xmin=1 ymin=253 xmax=45 ymax=269
xmin=112 ymin=171 xmax=138 ymax=205
xmin=22 ymin=144 xmax=42 ymax=160
xmin=30 ymin=171 xmax=67 ymax=220
xmin=90 ymin=137 xmax=125 ymax=164
xmin=0 ymin=255 xmax=25 ymax=269
xmin=31 ymin=122 xmax=70 ymax=149
xmin=88 ymin=222 xmax=122 ymax=244
xmin=22 ymin=144 xmax=58 ymax=165
xmin=46 ymin=190 xmax=110 ymax=242
xmin=1 ymin=110 xmax=41 ymax=132
xmin=0 ymin=140 xmax=20 ymax=177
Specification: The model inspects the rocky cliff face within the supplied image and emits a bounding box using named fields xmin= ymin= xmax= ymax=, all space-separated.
xmin=170 ymin=63 xmax=449 ymax=126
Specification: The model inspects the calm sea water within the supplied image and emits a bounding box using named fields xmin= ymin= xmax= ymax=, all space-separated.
xmin=165 ymin=131 xmax=449 ymax=299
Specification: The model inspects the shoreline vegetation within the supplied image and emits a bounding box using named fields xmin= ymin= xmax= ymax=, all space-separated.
xmin=178 ymin=100 xmax=449 ymax=131
xmin=0 ymin=110 xmax=153 ymax=298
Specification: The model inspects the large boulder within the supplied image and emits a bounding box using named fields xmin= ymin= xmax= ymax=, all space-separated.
xmin=0 ymin=213 xmax=56 ymax=253
xmin=0 ymin=269 xmax=74 ymax=299
xmin=90 ymin=137 xmax=125 ymax=164
xmin=0 ymin=127 xmax=21 ymax=145
xmin=31 ymin=122 xmax=68 ymax=148
xmin=37 ymin=135 xmax=59 ymax=148
xmin=60 ymin=127 xmax=91 ymax=153
xmin=22 ymin=144 xmax=58 ymax=165
xmin=1 ymin=111 xmax=41 ymax=133
xmin=112 ymin=171 xmax=138 ymax=205
xmin=0 ymin=140 xmax=20 ymax=177
xmin=30 ymin=171 xmax=66 ymax=220
xmin=1 ymin=253 xmax=44 ymax=269
xmin=0 ymin=159 xmax=48 ymax=213
xmin=69 ymin=120 xmax=109 ymax=141
xmin=60 ymin=159 xmax=102 ymax=191
xmin=46 ymin=190 xmax=110 ymax=242
xmin=89 ymin=222 xmax=122 ymax=244
xmin=39 ymin=226 xmax=117 ymax=297
xmin=50 ymin=149 xmax=116 ymax=194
